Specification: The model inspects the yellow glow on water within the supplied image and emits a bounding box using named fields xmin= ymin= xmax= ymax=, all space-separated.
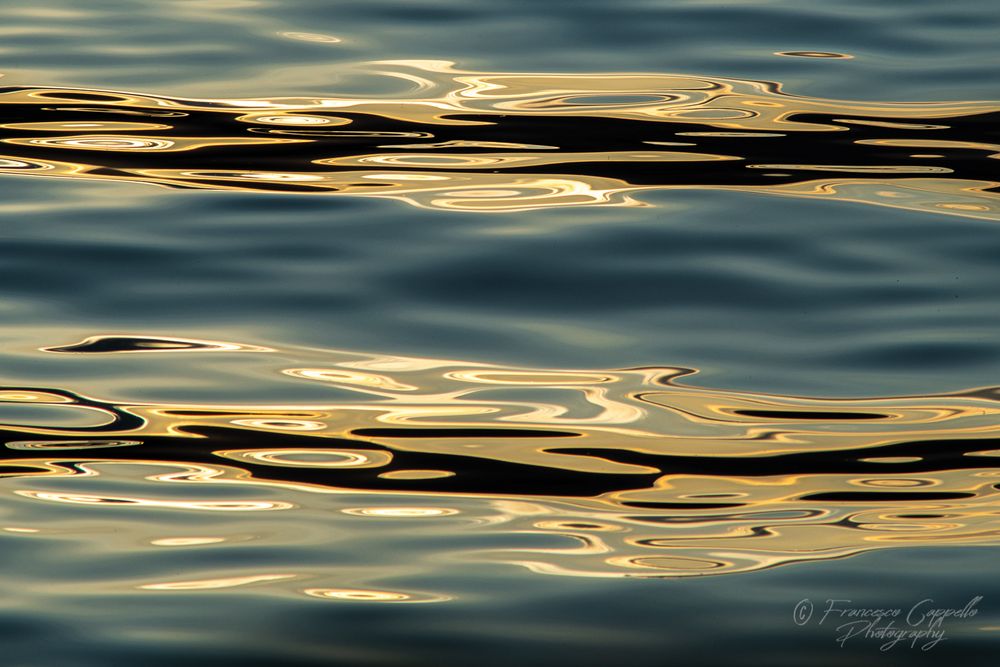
xmin=378 ymin=470 xmax=456 ymax=480
xmin=150 ymin=536 xmax=227 ymax=546
xmin=141 ymin=573 xmax=296 ymax=590
xmin=0 ymin=62 xmax=996 ymax=218
xmin=216 ymin=448 xmax=393 ymax=469
xmin=2 ymin=337 xmax=998 ymax=580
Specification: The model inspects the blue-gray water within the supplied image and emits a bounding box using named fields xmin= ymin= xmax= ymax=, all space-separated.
xmin=1 ymin=1 xmax=999 ymax=665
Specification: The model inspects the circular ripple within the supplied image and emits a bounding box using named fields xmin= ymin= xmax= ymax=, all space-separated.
xmin=25 ymin=136 xmax=174 ymax=150
xmin=6 ymin=439 xmax=141 ymax=451
xmin=249 ymin=115 xmax=347 ymax=126
xmin=215 ymin=448 xmax=392 ymax=469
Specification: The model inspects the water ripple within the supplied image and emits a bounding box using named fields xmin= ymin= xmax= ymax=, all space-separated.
xmin=1 ymin=62 xmax=997 ymax=217
xmin=2 ymin=335 xmax=998 ymax=581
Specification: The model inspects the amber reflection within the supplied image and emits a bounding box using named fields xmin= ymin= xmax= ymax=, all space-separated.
xmin=1 ymin=61 xmax=997 ymax=217
xmin=0 ymin=334 xmax=997 ymax=581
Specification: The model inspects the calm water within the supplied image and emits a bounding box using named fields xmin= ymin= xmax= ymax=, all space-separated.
xmin=2 ymin=1 xmax=1000 ymax=665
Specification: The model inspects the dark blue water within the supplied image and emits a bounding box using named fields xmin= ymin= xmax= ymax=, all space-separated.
xmin=1 ymin=1 xmax=999 ymax=665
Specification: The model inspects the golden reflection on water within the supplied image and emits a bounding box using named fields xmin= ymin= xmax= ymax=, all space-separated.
xmin=2 ymin=334 xmax=999 ymax=587
xmin=1 ymin=60 xmax=997 ymax=217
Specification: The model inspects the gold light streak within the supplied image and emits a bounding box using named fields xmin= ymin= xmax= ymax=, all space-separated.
xmin=0 ymin=336 xmax=997 ymax=579
xmin=0 ymin=62 xmax=996 ymax=217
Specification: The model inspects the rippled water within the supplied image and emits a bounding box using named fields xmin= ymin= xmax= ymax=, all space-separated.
xmin=2 ymin=1 xmax=1000 ymax=665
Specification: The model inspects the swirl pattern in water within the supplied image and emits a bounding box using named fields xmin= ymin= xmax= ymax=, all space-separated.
xmin=2 ymin=333 xmax=997 ymax=588
xmin=1 ymin=61 xmax=998 ymax=218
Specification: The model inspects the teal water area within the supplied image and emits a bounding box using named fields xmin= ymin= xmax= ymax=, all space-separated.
xmin=1 ymin=1 xmax=999 ymax=665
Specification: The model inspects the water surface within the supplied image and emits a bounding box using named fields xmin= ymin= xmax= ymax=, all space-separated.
xmin=1 ymin=1 xmax=999 ymax=665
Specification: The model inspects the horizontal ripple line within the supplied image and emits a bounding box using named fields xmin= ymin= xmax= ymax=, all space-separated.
xmin=1 ymin=333 xmax=999 ymax=579
xmin=0 ymin=60 xmax=997 ymax=217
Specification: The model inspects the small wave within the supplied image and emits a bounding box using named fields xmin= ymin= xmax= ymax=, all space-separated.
xmin=3 ymin=336 xmax=999 ymax=579
xmin=1 ymin=62 xmax=997 ymax=217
